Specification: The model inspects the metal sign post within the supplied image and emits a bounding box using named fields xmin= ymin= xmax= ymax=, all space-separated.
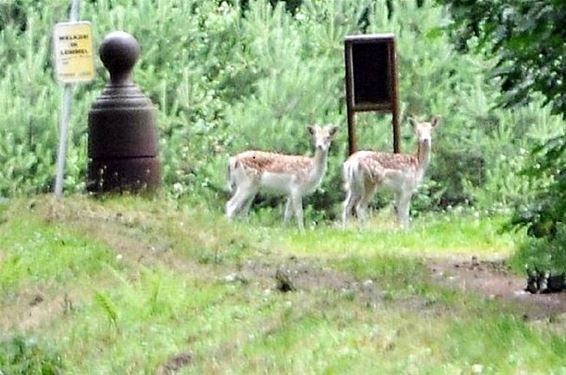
xmin=53 ymin=0 xmax=94 ymax=197
xmin=344 ymin=33 xmax=400 ymax=155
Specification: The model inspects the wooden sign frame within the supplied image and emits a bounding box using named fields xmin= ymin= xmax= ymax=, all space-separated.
xmin=344 ymin=33 xmax=400 ymax=155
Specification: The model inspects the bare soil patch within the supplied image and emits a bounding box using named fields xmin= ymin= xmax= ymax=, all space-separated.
xmin=0 ymin=287 xmax=78 ymax=332
xmin=157 ymin=352 xmax=194 ymax=374
xmin=230 ymin=256 xmax=432 ymax=311
xmin=427 ymin=255 xmax=566 ymax=319
xmin=239 ymin=256 xmax=358 ymax=292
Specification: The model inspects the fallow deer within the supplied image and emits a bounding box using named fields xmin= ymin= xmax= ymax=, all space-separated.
xmin=226 ymin=124 xmax=338 ymax=230
xmin=342 ymin=117 xmax=440 ymax=228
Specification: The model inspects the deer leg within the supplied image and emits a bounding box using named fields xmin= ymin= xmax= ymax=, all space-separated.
xmin=226 ymin=192 xmax=245 ymax=218
xmin=226 ymin=183 xmax=255 ymax=219
xmin=342 ymin=178 xmax=369 ymax=226
xmin=395 ymin=190 xmax=413 ymax=228
xmin=355 ymin=183 xmax=377 ymax=224
xmin=342 ymin=188 xmax=359 ymax=227
xmin=354 ymin=197 xmax=367 ymax=223
xmin=283 ymin=197 xmax=293 ymax=224
xmin=225 ymin=189 xmax=241 ymax=219
xmin=290 ymin=190 xmax=304 ymax=231
xmin=239 ymin=191 xmax=257 ymax=217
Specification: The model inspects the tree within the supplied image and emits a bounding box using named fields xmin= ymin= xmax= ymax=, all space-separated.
xmin=439 ymin=0 xmax=566 ymax=116
xmin=439 ymin=0 xmax=565 ymax=267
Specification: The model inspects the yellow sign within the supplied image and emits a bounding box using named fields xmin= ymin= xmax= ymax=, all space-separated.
xmin=53 ymin=21 xmax=95 ymax=83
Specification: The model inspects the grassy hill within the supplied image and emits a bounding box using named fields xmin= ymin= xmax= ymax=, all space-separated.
xmin=1 ymin=196 xmax=564 ymax=374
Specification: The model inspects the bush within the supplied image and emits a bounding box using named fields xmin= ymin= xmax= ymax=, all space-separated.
xmin=508 ymin=132 xmax=566 ymax=271
xmin=509 ymin=224 xmax=566 ymax=274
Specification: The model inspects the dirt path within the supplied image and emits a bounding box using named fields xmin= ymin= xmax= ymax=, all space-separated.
xmin=427 ymin=256 xmax=566 ymax=319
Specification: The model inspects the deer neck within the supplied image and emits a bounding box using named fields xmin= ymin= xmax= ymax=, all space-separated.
xmin=415 ymin=140 xmax=432 ymax=180
xmin=306 ymin=147 xmax=329 ymax=188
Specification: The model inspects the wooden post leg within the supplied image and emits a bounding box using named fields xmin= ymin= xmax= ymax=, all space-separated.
xmin=392 ymin=108 xmax=400 ymax=153
xmin=347 ymin=108 xmax=356 ymax=156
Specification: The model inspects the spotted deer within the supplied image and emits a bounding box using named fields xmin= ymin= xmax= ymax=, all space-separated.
xmin=226 ymin=125 xmax=338 ymax=230
xmin=342 ymin=117 xmax=440 ymax=228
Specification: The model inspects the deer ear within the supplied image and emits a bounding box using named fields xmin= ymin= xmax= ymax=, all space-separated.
xmin=328 ymin=125 xmax=338 ymax=137
xmin=307 ymin=125 xmax=315 ymax=135
xmin=409 ymin=118 xmax=417 ymax=128
xmin=431 ymin=116 xmax=441 ymax=128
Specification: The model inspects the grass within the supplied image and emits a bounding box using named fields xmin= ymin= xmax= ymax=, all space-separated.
xmin=0 ymin=195 xmax=564 ymax=374
xmin=283 ymin=212 xmax=515 ymax=259
xmin=0 ymin=214 xmax=119 ymax=294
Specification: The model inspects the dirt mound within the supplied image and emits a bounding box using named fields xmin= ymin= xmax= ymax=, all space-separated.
xmin=427 ymin=256 xmax=566 ymax=319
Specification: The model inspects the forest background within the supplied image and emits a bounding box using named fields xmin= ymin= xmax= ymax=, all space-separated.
xmin=0 ymin=0 xmax=564 ymax=268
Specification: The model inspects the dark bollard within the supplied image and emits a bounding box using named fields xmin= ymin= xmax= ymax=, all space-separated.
xmin=87 ymin=31 xmax=160 ymax=194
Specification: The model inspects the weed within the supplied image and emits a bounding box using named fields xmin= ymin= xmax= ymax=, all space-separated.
xmin=94 ymin=291 xmax=119 ymax=329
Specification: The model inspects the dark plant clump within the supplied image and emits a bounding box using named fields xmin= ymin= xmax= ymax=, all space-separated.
xmin=0 ymin=335 xmax=64 ymax=374
xmin=525 ymin=266 xmax=565 ymax=294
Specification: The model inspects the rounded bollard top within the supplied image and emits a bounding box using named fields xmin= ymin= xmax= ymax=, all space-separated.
xmin=99 ymin=31 xmax=140 ymax=85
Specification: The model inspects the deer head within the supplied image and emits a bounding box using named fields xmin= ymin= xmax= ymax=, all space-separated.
xmin=409 ymin=116 xmax=441 ymax=146
xmin=308 ymin=124 xmax=338 ymax=152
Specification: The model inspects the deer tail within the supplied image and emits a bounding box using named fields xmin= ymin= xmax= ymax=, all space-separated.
xmin=343 ymin=156 xmax=363 ymax=195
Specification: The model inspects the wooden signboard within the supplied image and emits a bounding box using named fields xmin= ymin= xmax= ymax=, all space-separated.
xmin=344 ymin=33 xmax=400 ymax=154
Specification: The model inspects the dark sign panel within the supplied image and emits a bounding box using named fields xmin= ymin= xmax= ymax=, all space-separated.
xmin=351 ymin=42 xmax=390 ymax=107
xmin=344 ymin=34 xmax=400 ymax=154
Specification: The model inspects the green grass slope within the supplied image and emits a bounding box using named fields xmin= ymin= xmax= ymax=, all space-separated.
xmin=0 ymin=196 xmax=564 ymax=374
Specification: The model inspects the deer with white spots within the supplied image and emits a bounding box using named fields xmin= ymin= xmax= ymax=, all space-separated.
xmin=226 ymin=125 xmax=338 ymax=230
xmin=342 ymin=117 xmax=440 ymax=228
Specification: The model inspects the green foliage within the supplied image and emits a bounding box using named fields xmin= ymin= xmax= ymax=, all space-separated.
xmin=0 ymin=2 xmax=69 ymax=196
xmin=508 ymin=132 xmax=566 ymax=272
xmin=0 ymin=0 xmax=563 ymax=228
xmin=440 ymin=0 xmax=566 ymax=270
xmin=0 ymin=335 xmax=63 ymax=375
xmin=94 ymin=291 xmax=119 ymax=329
xmin=438 ymin=0 xmax=566 ymax=116
xmin=510 ymin=134 xmax=566 ymax=239
xmin=509 ymin=224 xmax=566 ymax=274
